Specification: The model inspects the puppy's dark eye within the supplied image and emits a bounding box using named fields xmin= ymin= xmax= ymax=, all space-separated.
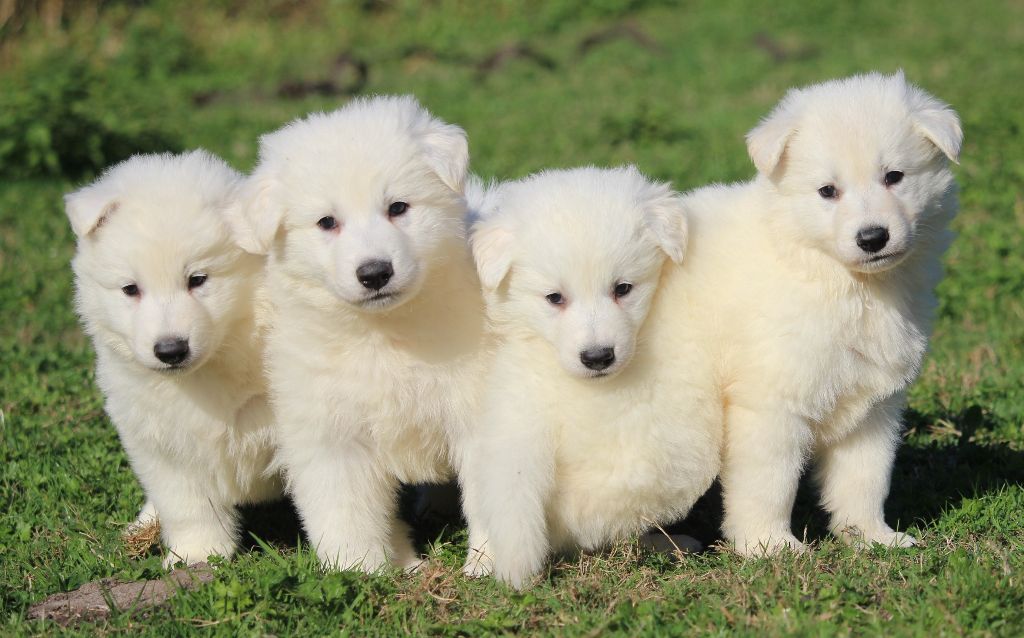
xmin=317 ymin=216 xmax=339 ymax=230
xmin=613 ymin=282 xmax=633 ymax=299
xmin=388 ymin=201 xmax=409 ymax=217
xmin=818 ymin=184 xmax=838 ymax=199
xmin=545 ymin=292 xmax=565 ymax=306
xmin=188 ymin=273 xmax=207 ymax=290
xmin=122 ymin=284 xmax=139 ymax=297
xmin=884 ymin=170 xmax=904 ymax=186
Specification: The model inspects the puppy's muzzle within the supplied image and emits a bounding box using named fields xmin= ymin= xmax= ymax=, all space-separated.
xmin=356 ymin=260 xmax=394 ymax=291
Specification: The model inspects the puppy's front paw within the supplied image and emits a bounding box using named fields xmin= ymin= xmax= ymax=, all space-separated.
xmin=128 ymin=501 xmax=159 ymax=532
xmin=318 ymin=546 xmax=390 ymax=573
xmin=496 ymin=564 xmax=539 ymax=591
xmin=462 ymin=549 xmax=494 ymax=578
xmin=162 ymin=546 xmax=229 ymax=569
xmin=731 ymin=532 xmax=807 ymax=557
xmin=388 ymin=526 xmax=426 ymax=573
xmin=880 ymin=531 xmax=918 ymax=548
xmin=837 ymin=523 xmax=917 ymax=549
xmin=400 ymin=556 xmax=429 ymax=574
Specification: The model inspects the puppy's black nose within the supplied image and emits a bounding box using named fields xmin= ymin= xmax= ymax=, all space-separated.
xmin=580 ymin=347 xmax=616 ymax=371
xmin=856 ymin=226 xmax=889 ymax=253
xmin=154 ymin=338 xmax=189 ymax=365
xmin=356 ymin=260 xmax=394 ymax=291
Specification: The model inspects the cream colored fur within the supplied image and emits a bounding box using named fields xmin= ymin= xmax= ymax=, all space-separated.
xmin=226 ymin=96 xmax=491 ymax=572
xmin=678 ymin=72 xmax=961 ymax=555
xmin=462 ymin=167 xmax=722 ymax=588
xmin=67 ymin=151 xmax=280 ymax=567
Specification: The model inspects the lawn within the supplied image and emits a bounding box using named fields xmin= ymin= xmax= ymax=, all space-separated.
xmin=1 ymin=0 xmax=1022 ymax=635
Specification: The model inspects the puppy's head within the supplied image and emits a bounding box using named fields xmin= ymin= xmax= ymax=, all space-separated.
xmin=67 ymin=151 xmax=260 ymax=373
xmin=226 ymin=96 xmax=468 ymax=313
xmin=470 ymin=167 xmax=686 ymax=379
xmin=746 ymin=71 xmax=962 ymax=273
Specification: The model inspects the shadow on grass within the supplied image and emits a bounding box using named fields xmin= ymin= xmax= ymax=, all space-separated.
xmin=232 ymin=404 xmax=1024 ymax=557
xmin=236 ymin=499 xmax=304 ymax=553
xmin=234 ymin=482 xmax=466 ymax=556
xmin=671 ymin=404 xmax=1024 ymax=548
xmin=888 ymin=405 xmax=1024 ymax=528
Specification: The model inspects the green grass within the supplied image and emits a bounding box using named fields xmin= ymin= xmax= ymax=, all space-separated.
xmin=2 ymin=0 xmax=1022 ymax=635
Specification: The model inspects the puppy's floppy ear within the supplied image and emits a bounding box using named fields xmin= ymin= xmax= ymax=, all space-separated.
xmin=471 ymin=215 xmax=515 ymax=290
xmin=415 ymin=111 xmax=470 ymax=194
xmin=641 ymin=181 xmax=688 ymax=264
xmin=900 ymin=72 xmax=963 ymax=164
xmin=746 ymin=92 xmax=803 ymax=176
xmin=223 ymin=165 xmax=284 ymax=255
xmin=64 ymin=181 xmax=119 ymax=238
xmin=913 ymin=107 xmax=962 ymax=164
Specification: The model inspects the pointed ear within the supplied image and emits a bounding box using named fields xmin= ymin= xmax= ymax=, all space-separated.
xmin=223 ymin=167 xmax=284 ymax=255
xmin=64 ymin=182 xmax=119 ymax=238
xmin=417 ymin=117 xmax=469 ymax=194
xmin=641 ymin=184 xmax=688 ymax=264
xmin=911 ymin=99 xmax=963 ymax=164
xmin=471 ymin=216 xmax=515 ymax=290
xmin=746 ymin=95 xmax=803 ymax=176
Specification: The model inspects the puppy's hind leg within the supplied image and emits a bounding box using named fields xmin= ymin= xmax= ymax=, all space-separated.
xmin=389 ymin=518 xmax=425 ymax=572
xmin=817 ymin=395 xmax=916 ymax=549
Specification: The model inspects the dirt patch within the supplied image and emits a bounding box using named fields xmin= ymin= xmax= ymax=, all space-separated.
xmin=26 ymin=563 xmax=214 ymax=627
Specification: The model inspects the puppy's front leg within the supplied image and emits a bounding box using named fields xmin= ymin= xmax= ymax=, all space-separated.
xmin=460 ymin=446 xmax=495 ymax=579
xmin=135 ymin=460 xmax=239 ymax=568
xmin=816 ymin=394 xmax=916 ymax=548
xmin=461 ymin=399 xmax=554 ymax=589
xmin=721 ymin=403 xmax=813 ymax=556
xmin=286 ymin=440 xmax=399 ymax=572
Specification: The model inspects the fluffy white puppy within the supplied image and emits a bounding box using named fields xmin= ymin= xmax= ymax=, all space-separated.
xmin=462 ymin=167 xmax=722 ymax=588
xmin=679 ymin=71 xmax=962 ymax=554
xmin=67 ymin=151 xmax=281 ymax=566
xmin=226 ymin=96 xmax=489 ymax=572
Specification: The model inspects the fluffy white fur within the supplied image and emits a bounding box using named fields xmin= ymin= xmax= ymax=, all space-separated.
xmin=461 ymin=167 xmax=722 ymax=588
xmin=679 ymin=71 xmax=962 ymax=554
xmin=226 ymin=96 xmax=490 ymax=572
xmin=67 ymin=151 xmax=281 ymax=567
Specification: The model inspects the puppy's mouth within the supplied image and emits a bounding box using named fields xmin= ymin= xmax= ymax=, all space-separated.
xmin=857 ymin=249 xmax=909 ymax=272
xmin=148 ymin=359 xmax=196 ymax=373
xmin=579 ymin=368 xmax=618 ymax=380
xmin=867 ymin=249 xmax=906 ymax=263
xmin=359 ymin=291 xmax=402 ymax=308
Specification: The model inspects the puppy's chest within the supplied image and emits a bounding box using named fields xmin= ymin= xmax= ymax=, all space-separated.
xmin=554 ymin=404 xmax=706 ymax=498
xmin=103 ymin=362 xmax=258 ymax=447
xmin=799 ymin=294 xmax=927 ymax=429
xmin=342 ymin=336 xmax=483 ymax=427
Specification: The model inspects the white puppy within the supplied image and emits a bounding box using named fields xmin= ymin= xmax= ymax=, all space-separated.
xmin=226 ymin=96 xmax=490 ymax=571
xmin=67 ymin=151 xmax=281 ymax=566
xmin=462 ymin=167 xmax=722 ymax=588
xmin=679 ymin=71 xmax=962 ymax=554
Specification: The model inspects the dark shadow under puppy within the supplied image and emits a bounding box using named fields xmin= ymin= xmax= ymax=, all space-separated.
xmin=669 ymin=404 xmax=1024 ymax=551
